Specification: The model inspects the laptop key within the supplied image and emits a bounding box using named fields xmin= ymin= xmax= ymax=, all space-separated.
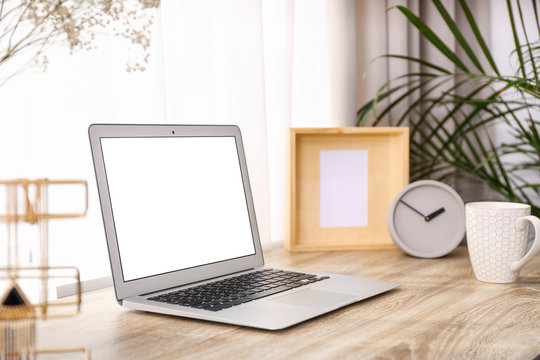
xmin=286 ymin=282 xmax=307 ymax=288
xmin=246 ymin=285 xmax=293 ymax=301
xmin=203 ymin=298 xmax=250 ymax=311
xmin=294 ymin=274 xmax=318 ymax=281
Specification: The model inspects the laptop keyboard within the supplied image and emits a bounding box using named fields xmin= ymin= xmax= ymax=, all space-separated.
xmin=148 ymin=269 xmax=330 ymax=312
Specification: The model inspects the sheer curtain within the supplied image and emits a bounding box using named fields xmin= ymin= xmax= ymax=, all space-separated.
xmin=159 ymin=0 xmax=273 ymax=248
xmin=1 ymin=0 xmax=507 ymax=288
xmin=0 ymin=0 xmax=357 ymax=287
xmin=0 ymin=10 xmax=166 ymax=285
xmin=159 ymin=0 xmax=358 ymax=249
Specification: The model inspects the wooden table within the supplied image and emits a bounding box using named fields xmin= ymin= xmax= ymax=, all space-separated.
xmin=37 ymin=247 xmax=540 ymax=359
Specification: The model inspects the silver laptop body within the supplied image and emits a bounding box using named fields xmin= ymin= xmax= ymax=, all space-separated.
xmin=88 ymin=124 xmax=399 ymax=330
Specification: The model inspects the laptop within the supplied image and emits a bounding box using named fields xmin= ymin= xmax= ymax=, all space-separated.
xmin=88 ymin=123 xmax=399 ymax=330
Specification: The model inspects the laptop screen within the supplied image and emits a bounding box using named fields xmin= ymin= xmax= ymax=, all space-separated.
xmin=100 ymin=136 xmax=257 ymax=282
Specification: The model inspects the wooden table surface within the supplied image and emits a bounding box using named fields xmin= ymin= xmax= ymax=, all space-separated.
xmin=37 ymin=247 xmax=540 ymax=359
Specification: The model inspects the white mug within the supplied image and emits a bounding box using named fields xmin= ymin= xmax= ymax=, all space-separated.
xmin=465 ymin=202 xmax=540 ymax=283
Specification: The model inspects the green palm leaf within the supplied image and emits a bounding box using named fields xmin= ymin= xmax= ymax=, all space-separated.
xmin=358 ymin=0 xmax=540 ymax=211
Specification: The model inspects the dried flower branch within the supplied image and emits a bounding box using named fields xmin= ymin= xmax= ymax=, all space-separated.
xmin=0 ymin=0 xmax=160 ymax=84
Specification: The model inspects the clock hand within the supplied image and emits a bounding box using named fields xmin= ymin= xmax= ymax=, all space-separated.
xmin=399 ymin=200 xmax=426 ymax=218
xmin=425 ymin=207 xmax=445 ymax=222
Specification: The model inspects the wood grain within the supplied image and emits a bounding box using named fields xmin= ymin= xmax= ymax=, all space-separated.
xmin=36 ymin=248 xmax=540 ymax=359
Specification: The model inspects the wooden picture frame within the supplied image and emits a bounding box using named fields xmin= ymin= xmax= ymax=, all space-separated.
xmin=287 ymin=127 xmax=409 ymax=251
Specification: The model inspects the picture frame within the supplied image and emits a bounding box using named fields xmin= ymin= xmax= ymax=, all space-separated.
xmin=287 ymin=127 xmax=409 ymax=251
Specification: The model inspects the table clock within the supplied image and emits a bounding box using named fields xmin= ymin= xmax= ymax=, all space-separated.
xmin=387 ymin=180 xmax=465 ymax=258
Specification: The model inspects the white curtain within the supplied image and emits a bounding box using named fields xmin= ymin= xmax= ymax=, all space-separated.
xmin=159 ymin=0 xmax=273 ymax=248
xmin=1 ymin=0 xmax=515 ymax=288
xmin=0 ymin=10 xmax=166 ymax=285
xmin=0 ymin=0 xmax=358 ymax=286
xmin=160 ymin=0 xmax=358 ymax=249
xmin=261 ymin=0 xmax=358 ymax=248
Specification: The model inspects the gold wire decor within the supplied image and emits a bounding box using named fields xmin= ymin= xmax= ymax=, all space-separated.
xmin=0 ymin=179 xmax=89 ymax=360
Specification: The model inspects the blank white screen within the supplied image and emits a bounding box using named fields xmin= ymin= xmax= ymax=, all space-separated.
xmin=100 ymin=136 xmax=256 ymax=282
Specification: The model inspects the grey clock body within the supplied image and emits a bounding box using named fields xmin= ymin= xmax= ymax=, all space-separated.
xmin=388 ymin=180 xmax=466 ymax=258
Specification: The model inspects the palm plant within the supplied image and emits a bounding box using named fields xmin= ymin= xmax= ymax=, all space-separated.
xmin=357 ymin=0 xmax=540 ymax=216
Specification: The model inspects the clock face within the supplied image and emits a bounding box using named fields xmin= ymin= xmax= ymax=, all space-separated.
xmin=388 ymin=180 xmax=465 ymax=258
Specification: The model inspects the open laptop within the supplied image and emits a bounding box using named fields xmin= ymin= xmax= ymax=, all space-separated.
xmin=88 ymin=124 xmax=399 ymax=330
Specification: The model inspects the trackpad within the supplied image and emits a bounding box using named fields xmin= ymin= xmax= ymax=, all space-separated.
xmin=270 ymin=288 xmax=355 ymax=310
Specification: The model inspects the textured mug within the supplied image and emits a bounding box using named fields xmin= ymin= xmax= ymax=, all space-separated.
xmin=465 ymin=202 xmax=540 ymax=283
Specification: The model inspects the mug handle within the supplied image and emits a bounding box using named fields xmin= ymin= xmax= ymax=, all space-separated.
xmin=510 ymin=215 xmax=540 ymax=273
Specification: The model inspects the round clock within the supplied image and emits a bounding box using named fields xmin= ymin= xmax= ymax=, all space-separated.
xmin=388 ymin=180 xmax=465 ymax=258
